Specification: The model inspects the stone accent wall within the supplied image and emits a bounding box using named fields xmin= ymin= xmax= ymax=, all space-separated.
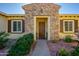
xmin=23 ymin=3 xmax=60 ymax=40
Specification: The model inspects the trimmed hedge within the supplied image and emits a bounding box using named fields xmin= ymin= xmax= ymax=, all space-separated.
xmin=7 ymin=33 xmax=34 ymax=56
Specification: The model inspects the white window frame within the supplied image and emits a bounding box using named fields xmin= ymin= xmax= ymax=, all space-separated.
xmin=11 ymin=20 xmax=22 ymax=33
xmin=63 ymin=20 xmax=74 ymax=33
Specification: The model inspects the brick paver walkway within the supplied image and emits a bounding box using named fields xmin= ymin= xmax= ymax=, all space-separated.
xmin=31 ymin=40 xmax=50 ymax=56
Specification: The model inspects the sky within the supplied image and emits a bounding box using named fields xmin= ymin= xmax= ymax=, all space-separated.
xmin=0 ymin=3 xmax=25 ymax=14
xmin=58 ymin=3 xmax=79 ymax=14
xmin=0 ymin=3 xmax=79 ymax=14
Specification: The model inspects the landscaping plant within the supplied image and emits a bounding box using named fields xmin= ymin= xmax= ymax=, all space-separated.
xmin=71 ymin=46 xmax=79 ymax=56
xmin=58 ymin=48 xmax=70 ymax=56
xmin=64 ymin=35 xmax=73 ymax=43
xmin=7 ymin=33 xmax=34 ymax=56
xmin=0 ymin=32 xmax=9 ymax=49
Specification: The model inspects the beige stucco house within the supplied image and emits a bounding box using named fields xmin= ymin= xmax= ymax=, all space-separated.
xmin=0 ymin=3 xmax=79 ymax=41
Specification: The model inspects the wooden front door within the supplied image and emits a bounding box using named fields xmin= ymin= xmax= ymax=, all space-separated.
xmin=39 ymin=22 xmax=45 ymax=39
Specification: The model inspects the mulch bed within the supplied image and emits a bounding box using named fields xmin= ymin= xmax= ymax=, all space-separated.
xmin=47 ymin=40 xmax=78 ymax=56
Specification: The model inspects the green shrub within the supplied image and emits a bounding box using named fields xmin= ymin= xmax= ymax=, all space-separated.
xmin=23 ymin=33 xmax=34 ymax=45
xmin=7 ymin=33 xmax=34 ymax=56
xmin=64 ymin=35 xmax=73 ymax=43
xmin=0 ymin=32 xmax=9 ymax=49
xmin=58 ymin=48 xmax=70 ymax=56
xmin=71 ymin=46 xmax=79 ymax=56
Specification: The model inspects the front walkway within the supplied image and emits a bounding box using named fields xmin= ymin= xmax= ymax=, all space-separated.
xmin=31 ymin=40 xmax=50 ymax=56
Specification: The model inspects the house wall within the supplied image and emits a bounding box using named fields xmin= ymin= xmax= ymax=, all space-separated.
xmin=59 ymin=14 xmax=79 ymax=40
xmin=6 ymin=14 xmax=79 ymax=40
xmin=0 ymin=15 xmax=7 ymax=32
xmin=0 ymin=13 xmax=79 ymax=40
xmin=6 ymin=15 xmax=25 ymax=39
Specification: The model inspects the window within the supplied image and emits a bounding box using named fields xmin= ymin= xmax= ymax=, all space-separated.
xmin=63 ymin=20 xmax=74 ymax=32
xmin=12 ymin=20 xmax=22 ymax=33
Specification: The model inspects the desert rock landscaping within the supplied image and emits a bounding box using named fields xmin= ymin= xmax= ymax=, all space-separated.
xmin=47 ymin=39 xmax=79 ymax=56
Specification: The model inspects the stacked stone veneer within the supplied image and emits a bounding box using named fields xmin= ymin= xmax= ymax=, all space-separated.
xmin=22 ymin=3 xmax=60 ymax=40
